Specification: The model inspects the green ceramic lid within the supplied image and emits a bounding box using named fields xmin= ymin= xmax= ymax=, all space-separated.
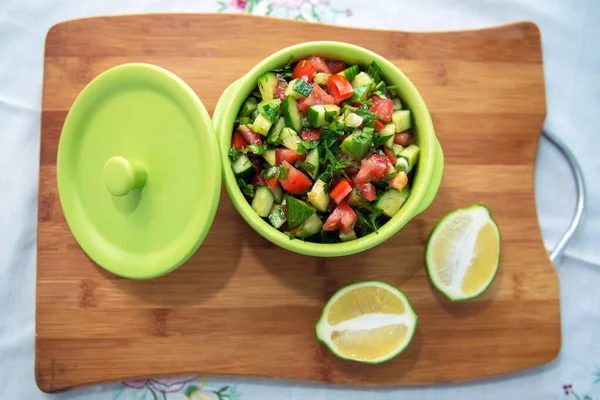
xmin=57 ymin=63 xmax=221 ymax=279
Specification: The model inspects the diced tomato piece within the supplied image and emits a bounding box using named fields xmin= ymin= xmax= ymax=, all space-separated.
xmin=356 ymin=183 xmax=376 ymax=202
xmin=353 ymin=154 xmax=390 ymax=184
xmin=275 ymin=148 xmax=306 ymax=165
xmin=369 ymin=96 xmax=394 ymax=122
xmin=251 ymin=174 xmax=266 ymax=186
xmin=298 ymin=97 xmax=308 ymax=113
xmin=312 ymin=83 xmax=335 ymax=104
xmin=300 ymin=128 xmax=321 ymax=141
xmin=232 ymin=132 xmax=248 ymax=149
xmin=307 ymin=56 xmax=331 ymax=74
xmin=323 ymin=214 xmax=340 ymax=231
xmin=338 ymin=201 xmax=358 ymax=233
xmin=329 ymin=179 xmax=353 ymax=204
xmin=383 ymin=147 xmax=397 ymax=164
xmin=265 ymin=176 xmax=278 ymax=189
xmin=326 ymin=59 xmax=347 ymax=74
xmin=394 ymin=132 xmax=411 ymax=146
xmin=292 ymin=60 xmax=318 ymax=81
xmin=323 ymin=201 xmax=357 ymax=234
xmin=298 ymin=83 xmax=335 ymax=113
xmin=389 ymin=171 xmax=408 ymax=191
xmin=327 ymin=75 xmax=354 ymax=104
xmin=275 ymin=79 xmax=288 ymax=101
xmin=279 ymin=161 xmax=312 ymax=194
xmin=374 ymin=120 xmax=386 ymax=131
xmin=237 ymin=126 xmax=262 ymax=146
xmin=342 ymin=177 xmax=354 ymax=187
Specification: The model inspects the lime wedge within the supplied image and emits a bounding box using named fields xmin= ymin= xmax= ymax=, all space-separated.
xmin=425 ymin=204 xmax=501 ymax=301
xmin=315 ymin=281 xmax=417 ymax=363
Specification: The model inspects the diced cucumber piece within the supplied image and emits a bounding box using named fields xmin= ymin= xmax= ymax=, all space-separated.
xmin=391 ymin=144 xmax=405 ymax=156
xmin=344 ymin=112 xmax=363 ymax=128
xmin=348 ymin=85 xmax=370 ymax=103
xmin=374 ymin=188 xmax=410 ymax=217
xmin=286 ymin=195 xmax=316 ymax=229
xmin=285 ymin=79 xmax=313 ymax=99
xmin=239 ymin=97 xmax=257 ymax=118
xmin=351 ymin=72 xmax=374 ymax=89
xmin=282 ymin=96 xmax=303 ymax=132
xmin=250 ymin=113 xmax=273 ymax=136
xmin=378 ymin=123 xmax=396 ymax=149
xmin=398 ymin=144 xmax=420 ymax=172
xmin=302 ymin=148 xmax=320 ymax=179
xmin=341 ymin=130 xmax=372 ymax=160
xmin=239 ymin=117 xmax=251 ymax=125
xmin=270 ymin=183 xmax=284 ymax=204
xmin=232 ymin=154 xmax=254 ymax=178
xmin=284 ymin=81 xmax=300 ymax=100
xmin=307 ymin=179 xmax=330 ymax=212
xmin=267 ymin=117 xmax=285 ymax=145
xmin=306 ymin=104 xmax=340 ymax=128
xmin=262 ymin=149 xmax=276 ymax=166
xmin=268 ymin=204 xmax=286 ymax=229
xmin=346 ymin=188 xmax=366 ymax=207
xmin=339 ymin=229 xmax=357 ymax=242
xmin=392 ymin=110 xmax=412 ymax=132
xmin=257 ymin=72 xmax=278 ymax=101
xmin=279 ymin=127 xmax=301 ymax=151
xmin=258 ymin=99 xmax=281 ymax=123
xmin=313 ymin=73 xmax=331 ymax=86
xmin=338 ymin=65 xmax=360 ymax=81
xmin=295 ymin=213 xmax=323 ymax=238
xmin=252 ymin=186 xmax=275 ymax=217
xmin=393 ymin=97 xmax=403 ymax=111
xmin=293 ymin=80 xmax=313 ymax=97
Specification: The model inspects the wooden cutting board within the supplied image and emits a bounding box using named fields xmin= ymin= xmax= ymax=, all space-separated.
xmin=36 ymin=14 xmax=560 ymax=393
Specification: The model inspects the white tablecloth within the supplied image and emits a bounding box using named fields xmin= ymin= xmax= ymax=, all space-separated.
xmin=1 ymin=0 xmax=599 ymax=399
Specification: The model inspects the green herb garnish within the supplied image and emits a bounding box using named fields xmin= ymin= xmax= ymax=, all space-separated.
xmin=237 ymin=178 xmax=255 ymax=197
xmin=278 ymin=166 xmax=289 ymax=180
xmin=374 ymin=134 xmax=394 ymax=147
xmin=355 ymin=104 xmax=379 ymax=126
xmin=367 ymin=61 xmax=382 ymax=85
xmin=297 ymin=140 xmax=319 ymax=155
xmin=298 ymin=161 xmax=316 ymax=175
xmin=356 ymin=208 xmax=384 ymax=234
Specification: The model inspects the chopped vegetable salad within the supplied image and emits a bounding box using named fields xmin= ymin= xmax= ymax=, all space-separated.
xmin=229 ymin=56 xmax=420 ymax=243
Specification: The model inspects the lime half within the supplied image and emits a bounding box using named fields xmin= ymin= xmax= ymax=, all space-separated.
xmin=315 ymin=281 xmax=417 ymax=364
xmin=425 ymin=204 xmax=501 ymax=301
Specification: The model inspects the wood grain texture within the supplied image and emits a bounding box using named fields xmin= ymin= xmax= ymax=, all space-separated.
xmin=36 ymin=14 xmax=559 ymax=393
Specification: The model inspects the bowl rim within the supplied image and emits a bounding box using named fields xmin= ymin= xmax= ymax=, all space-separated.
xmin=215 ymin=41 xmax=437 ymax=257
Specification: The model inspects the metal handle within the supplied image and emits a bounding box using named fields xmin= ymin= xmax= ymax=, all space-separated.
xmin=541 ymin=129 xmax=586 ymax=263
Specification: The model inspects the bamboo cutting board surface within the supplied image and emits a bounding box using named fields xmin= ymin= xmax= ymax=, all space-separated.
xmin=36 ymin=14 xmax=560 ymax=393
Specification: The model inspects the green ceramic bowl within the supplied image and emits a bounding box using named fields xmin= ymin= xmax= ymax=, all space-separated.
xmin=214 ymin=42 xmax=443 ymax=257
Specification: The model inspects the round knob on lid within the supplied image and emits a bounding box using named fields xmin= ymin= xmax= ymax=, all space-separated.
xmin=103 ymin=156 xmax=147 ymax=196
